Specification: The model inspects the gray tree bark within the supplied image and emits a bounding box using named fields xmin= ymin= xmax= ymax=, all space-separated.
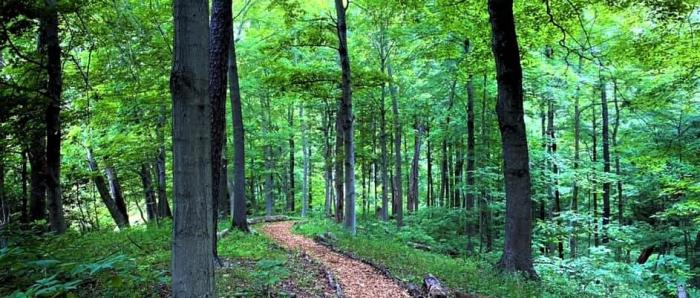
xmin=228 ymin=21 xmax=249 ymax=232
xmin=388 ymin=59 xmax=403 ymax=227
xmin=170 ymin=0 xmax=215 ymax=295
xmin=335 ymin=0 xmax=356 ymax=235
xmin=408 ymin=122 xmax=424 ymax=212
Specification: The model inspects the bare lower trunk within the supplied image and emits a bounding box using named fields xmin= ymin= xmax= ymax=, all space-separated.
xmin=489 ymin=0 xmax=536 ymax=277
xmin=86 ymin=149 xmax=129 ymax=229
xmin=28 ymin=131 xmax=47 ymax=221
xmin=105 ymin=166 xmax=129 ymax=226
xmin=43 ymin=0 xmax=66 ymax=234
xmin=229 ymin=26 xmax=249 ymax=232
xmin=301 ymin=106 xmax=310 ymax=217
xmin=170 ymin=0 xmax=215 ymax=294
xmin=139 ymin=164 xmax=158 ymax=222
xmin=335 ymin=0 xmax=356 ymax=234
xmin=156 ymin=109 xmax=172 ymax=219
xmin=388 ymin=59 xmax=403 ymax=227
xmin=408 ymin=122 xmax=424 ymax=212
xmin=601 ymin=80 xmax=611 ymax=243
xmin=466 ymin=74 xmax=476 ymax=252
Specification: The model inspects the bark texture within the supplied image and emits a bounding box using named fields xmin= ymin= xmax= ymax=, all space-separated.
xmin=229 ymin=24 xmax=249 ymax=232
xmin=170 ymin=0 xmax=215 ymax=295
xmin=488 ymin=0 xmax=536 ymax=276
xmin=43 ymin=0 xmax=66 ymax=234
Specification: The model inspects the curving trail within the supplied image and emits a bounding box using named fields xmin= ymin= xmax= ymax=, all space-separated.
xmin=260 ymin=221 xmax=409 ymax=298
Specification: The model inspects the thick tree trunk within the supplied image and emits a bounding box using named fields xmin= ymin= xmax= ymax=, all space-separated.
xmin=28 ymin=131 xmax=47 ymax=221
xmin=43 ymin=0 xmax=66 ymax=234
xmin=209 ymin=0 xmax=232 ymax=261
xmin=488 ymin=0 xmax=536 ymax=277
xmin=229 ymin=25 xmax=249 ymax=232
xmin=408 ymin=121 xmax=424 ymax=212
xmin=601 ymin=80 xmax=611 ymax=244
xmin=139 ymin=164 xmax=158 ymax=222
xmin=170 ymin=0 xmax=215 ymax=294
xmin=86 ymin=150 xmax=129 ymax=229
xmin=335 ymin=0 xmax=356 ymax=234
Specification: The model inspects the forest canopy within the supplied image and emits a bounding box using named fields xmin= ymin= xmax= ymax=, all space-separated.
xmin=1 ymin=0 xmax=699 ymax=297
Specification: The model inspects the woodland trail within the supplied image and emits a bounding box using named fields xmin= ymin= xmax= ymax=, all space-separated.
xmin=260 ymin=221 xmax=410 ymax=298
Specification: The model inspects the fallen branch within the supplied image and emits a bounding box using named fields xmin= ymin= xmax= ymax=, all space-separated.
xmin=408 ymin=241 xmax=432 ymax=252
xmin=325 ymin=267 xmax=344 ymax=298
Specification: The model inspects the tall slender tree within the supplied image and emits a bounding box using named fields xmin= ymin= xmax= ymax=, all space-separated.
xmin=335 ymin=0 xmax=356 ymax=235
xmin=43 ymin=0 xmax=66 ymax=234
xmin=229 ymin=15 xmax=249 ymax=232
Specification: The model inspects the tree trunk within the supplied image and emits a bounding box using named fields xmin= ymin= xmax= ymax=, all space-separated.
xmin=426 ymin=125 xmax=433 ymax=207
xmin=466 ymin=74 xmax=476 ymax=252
xmin=488 ymin=0 xmax=536 ymax=277
xmin=592 ymin=88 xmax=599 ymax=247
xmin=86 ymin=150 xmax=129 ymax=229
xmin=28 ymin=131 xmax=47 ymax=222
xmin=170 ymin=0 xmax=215 ymax=294
xmin=387 ymin=58 xmax=403 ymax=226
xmin=335 ymin=0 xmax=356 ymax=234
xmin=323 ymin=101 xmax=334 ymax=217
xmin=612 ymin=80 xmax=623 ymax=225
xmin=229 ymin=24 xmax=249 ymax=232
xmin=301 ymin=106 xmax=310 ymax=217
xmin=601 ymin=80 xmax=611 ymax=244
xmin=43 ymin=0 xmax=66 ymax=234
xmin=692 ymin=231 xmax=700 ymax=287
xmin=21 ymin=149 xmax=29 ymax=223
xmin=335 ymin=100 xmax=345 ymax=223
xmin=571 ymin=57 xmax=582 ymax=258
xmin=547 ymin=98 xmax=564 ymax=258
xmin=105 ymin=166 xmax=129 ymax=226
xmin=156 ymin=107 xmax=172 ymax=219
xmin=288 ymin=106 xmax=296 ymax=212
xmin=139 ymin=164 xmax=158 ymax=222
xmin=408 ymin=121 xmax=424 ymax=212
xmin=380 ymin=70 xmax=390 ymax=221
xmin=209 ymin=0 xmax=232 ymax=261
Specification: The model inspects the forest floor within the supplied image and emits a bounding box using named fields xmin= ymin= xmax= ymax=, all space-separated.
xmin=260 ymin=221 xmax=410 ymax=298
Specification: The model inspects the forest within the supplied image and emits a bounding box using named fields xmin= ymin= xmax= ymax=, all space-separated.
xmin=1 ymin=0 xmax=699 ymax=297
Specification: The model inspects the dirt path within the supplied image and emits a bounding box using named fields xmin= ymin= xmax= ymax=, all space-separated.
xmin=260 ymin=221 xmax=409 ymax=298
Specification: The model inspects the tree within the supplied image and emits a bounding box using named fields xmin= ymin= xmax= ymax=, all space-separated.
xmin=170 ymin=0 xmax=214 ymax=295
xmin=43 ymin=0 xmax=66 ymax=234
xmin=488 ymin=0 xmax=536 ymax=277
xmin=229 ymin=17 xmax=249 ymax=232
xmin=209 ymin=0 xmax=232 ymax=262
xmin=335 ymin=0 xmax=356 ymax=235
